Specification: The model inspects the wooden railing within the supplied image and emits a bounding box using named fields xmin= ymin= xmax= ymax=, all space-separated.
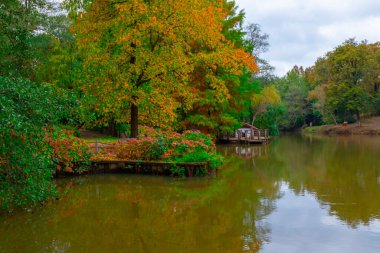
xmin=55 ymin=160 xmax=213 ymax=178
xmin=219 ymin=129 xmax=269 ymax=143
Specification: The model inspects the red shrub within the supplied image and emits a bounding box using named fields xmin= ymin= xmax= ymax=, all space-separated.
xmin=46 ymin=129 xmax=91 ymax=173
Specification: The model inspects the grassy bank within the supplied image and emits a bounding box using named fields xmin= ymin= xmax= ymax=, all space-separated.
xmin=302 ymin=117 xmax=380 ymax=136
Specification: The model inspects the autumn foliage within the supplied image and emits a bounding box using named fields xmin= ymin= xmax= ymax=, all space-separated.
xmin=92 ymin=127 xmax=222 ymax=170
xmin=1 ymin=0 xmax=259 ymax=211
xmin=45 ymin=129 xmax=91 ymax=174
xmin=115 ymin=138 xmax=156 ymax=161
xmin=74 ymin=0 xmax=258 ymax=136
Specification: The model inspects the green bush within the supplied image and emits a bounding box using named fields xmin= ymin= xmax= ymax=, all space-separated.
xmin=115 ymin=128 xmax=223 ymax=173
xmin=0 ymin=77 xmax=83 ymax=211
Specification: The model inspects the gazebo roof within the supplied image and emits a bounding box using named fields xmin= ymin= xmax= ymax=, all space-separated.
xmin=240 ymin=123 xmax=258 ymax=130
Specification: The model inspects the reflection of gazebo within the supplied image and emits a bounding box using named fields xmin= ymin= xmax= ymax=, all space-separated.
xmin=219 ymin=123 xmax=269 ymax=144
xmin=235 ymin=145 xmax=267 ymax=159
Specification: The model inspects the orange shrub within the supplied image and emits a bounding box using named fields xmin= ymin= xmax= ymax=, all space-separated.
xmin=114 ymin=130 xmax=221 ymax=170
xmin=46 ymin=129 xmax=91 ymax=173
xmin=116 ymin=138 xmax=156 ymax=160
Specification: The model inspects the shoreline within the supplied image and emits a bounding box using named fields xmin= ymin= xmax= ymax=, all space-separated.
xmin=302 ymin=118 xmax=380 ymax=136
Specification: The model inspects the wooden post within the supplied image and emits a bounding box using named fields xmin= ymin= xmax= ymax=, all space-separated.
xmin=95 ymin=139 xmax=99 ymax=154
xmin=258 ymin=130 xmax=261 ymax=140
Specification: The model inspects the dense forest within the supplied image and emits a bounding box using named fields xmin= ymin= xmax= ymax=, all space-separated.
xmin=1 ymin=0 xmax=380 ymax=210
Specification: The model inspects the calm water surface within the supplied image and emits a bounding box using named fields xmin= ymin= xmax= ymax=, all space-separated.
xmin=1 ymin=135 xmax=380 ymax=252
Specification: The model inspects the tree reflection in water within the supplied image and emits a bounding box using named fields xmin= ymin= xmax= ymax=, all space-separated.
xmin=255 ymin=135 xmax=380 ymax=228
xmin=0 ymin=148 xmax=281 ymax=253
xmin=1 ymin=135 xmax=380 ymax=253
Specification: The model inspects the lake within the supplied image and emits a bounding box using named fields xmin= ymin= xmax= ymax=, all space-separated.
xmin=1 ymin=134 xmax=380 ymax=252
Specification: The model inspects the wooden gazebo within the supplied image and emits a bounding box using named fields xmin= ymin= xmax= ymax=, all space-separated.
xmin=219 ymin=123 xmax=269 ymax=144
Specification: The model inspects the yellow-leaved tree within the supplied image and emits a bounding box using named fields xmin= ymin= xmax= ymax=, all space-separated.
xmin=250 ymin=85 xmax=281 ymax=125
xmin=73 ymin=0 xmax=257 ymax=137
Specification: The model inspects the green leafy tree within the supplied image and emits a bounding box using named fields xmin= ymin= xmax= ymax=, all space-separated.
xmin=250 ymin=85 xmax=281 ymax=125
xmin=0 ymin=0 xmax=56 ymax=79
xmin=0 ymin=77 xmax=82 ymax=211
xmin=307 ymin=39 xmax=380 ymax=125
xmin=254 ymin=104 xmax=286 ymax=135
xmin=33 ymin=13 xmax=81 ymax=89
xmin=274 ymin=68 xmax=318 ymax=129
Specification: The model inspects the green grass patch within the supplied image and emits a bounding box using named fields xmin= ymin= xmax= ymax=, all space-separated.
xmin=302 ymin=125 xmax=327 ymax=134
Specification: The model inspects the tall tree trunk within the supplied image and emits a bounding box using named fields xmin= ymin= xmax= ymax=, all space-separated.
xmin=356 ymin=111 xmax=361 ymax=127
xmin=251 ymin=114 xmax=257 ymax=126
xmin=108 ymin=119 xmax=118 ymax=137
xmin=131 ymin=103 xmax=138 ymax=138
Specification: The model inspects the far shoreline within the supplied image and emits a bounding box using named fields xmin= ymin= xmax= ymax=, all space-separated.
xmin=302 ymin=117 xmax=380 ymax=136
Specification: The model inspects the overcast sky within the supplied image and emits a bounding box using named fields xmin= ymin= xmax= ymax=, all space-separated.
xmin=235 ymin=0 xmax=380 ymax=76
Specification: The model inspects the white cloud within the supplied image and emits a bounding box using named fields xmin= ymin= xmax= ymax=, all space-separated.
xmin=235 ymin=0 xmax=380 ymax=76
xmin=318 ymin=16 xmax=380 ymax=43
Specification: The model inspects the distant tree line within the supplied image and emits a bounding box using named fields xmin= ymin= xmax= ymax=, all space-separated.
xmin=269 ymin=39 xmax=380 ymax=131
